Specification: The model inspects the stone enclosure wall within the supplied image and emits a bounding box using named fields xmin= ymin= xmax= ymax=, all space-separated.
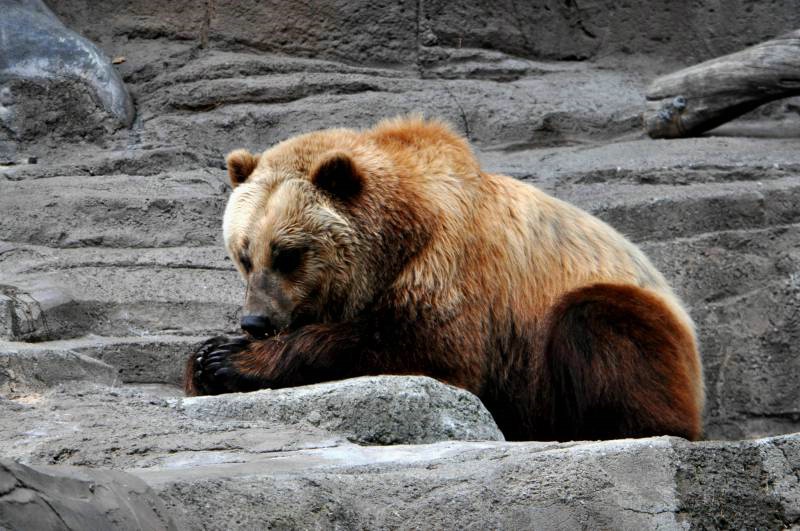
xmin=51 ymin=0 xmax=800 ymax=66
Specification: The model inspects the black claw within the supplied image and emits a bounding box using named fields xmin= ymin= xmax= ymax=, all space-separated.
xmin=218 ymin=341 xmax=247 ymax=351
xmin=190 ymin=335 xmax=263 ymax=395
xmin=205 ymin=354 xmax=228 ymax=365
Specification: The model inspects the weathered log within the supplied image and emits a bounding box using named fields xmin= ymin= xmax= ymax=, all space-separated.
xmin=644 ymin=29 xmax=800 ymax=138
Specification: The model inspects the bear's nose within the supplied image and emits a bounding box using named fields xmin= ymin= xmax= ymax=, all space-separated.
xmin=240 ymin=315 xmax=271 ymax=339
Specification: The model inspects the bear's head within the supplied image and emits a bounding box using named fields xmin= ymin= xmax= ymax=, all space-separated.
xmin=221 ymin=127 xmax=433 ymax=339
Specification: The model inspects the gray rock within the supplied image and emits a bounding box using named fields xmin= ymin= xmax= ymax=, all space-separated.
xmin=0 ymin=0 xmax=134 ymax=146
xmin=2 ymin=382 xmax=798 ymax=529
xmin=0 ymin=345 xmax=117 ymax=395
xmin=180 ymin=375 xmax=505 ymax=445
xmin=420 ymin=0 xmax=800 ymax=65
xmin=1 ymin=147 xmax=218 ymax=181
xmin=0 ymin=243 xmax=241 ymax=339
xmin=0 ymin=170 xmax=228 ymax=249
xmin=0 ymin=458 xmax=177 ymax=530
xmin=0 ymin=335 xmax=206 ymax=387
xmin=143 ymin=434 xmax=800 ymax=530
xmin=0 ymin=383 xmax=343 ymax=469
xmin=0 ymin=376 xmax=498 ymax=469
xmin=0 ymin=0 xmax=134 ymax=126
xmin=0 ymin=282 xmax=87 ymax=341
xmin=47 ymin=0 xmax=800 ymax=67
xmin=50 ymin=0 xmax=419 ymax=68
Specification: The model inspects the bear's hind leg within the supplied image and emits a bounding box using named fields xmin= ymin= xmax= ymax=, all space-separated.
xmin=535 ymin=283 xmax=704 ymax=441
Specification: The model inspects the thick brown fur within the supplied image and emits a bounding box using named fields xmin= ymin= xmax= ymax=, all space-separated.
xmin=186 ymin=116 xmax=704 ymax=442
xmin=534 ymin=284 xmax=701 ymax=440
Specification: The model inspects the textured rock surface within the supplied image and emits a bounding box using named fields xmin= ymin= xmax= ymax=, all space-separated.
xmin=0 ymin=383 xmax=344 ymax=469
xmin=181 ymin=375 xmax=505 ymax=445
xmin=1 ymin=382 xmax=797 ymax=529
xmin=0 ymin=458 xmax=177 ymax=530
xmin=0 ymin=345 xmax=118 ymax=395
xmin=47 ymin=0 xmax=800 ymax=67
xmin=146 ymin=434 xmax=800 ymax=530
xmin=1 ymin=2 xmax=800 ymax=528
xmin=0 ymin=378 xmax=500 ymax=470
xmin=0 ymin=0 xmax=134 ymax=150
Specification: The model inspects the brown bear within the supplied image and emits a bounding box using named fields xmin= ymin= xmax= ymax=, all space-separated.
xmin=185 ymin=116 xmax=704 ymax=442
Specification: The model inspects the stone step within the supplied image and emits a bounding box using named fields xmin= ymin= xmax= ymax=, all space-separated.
xmin=0 ymin=170 xmax=228 ymax=248
xmin=0 ymin=276 xmax=240 ymax=340
xmin=0 ymin=334 xmax=206 ymax=390
xmin=0 ymin=281 xmax=239 ymax=340
xmin=142 ymin=73 xmax=425 ymax=115
xmin=135 ymin=50 xmax=414 ymax=94
xmin=479 ymin=136 xmax=800 ymax=184
xmin=3 ymin=164 xmax=800 ymax=254
xmin=0 ymin=146 xmax=222 ymax=181
xmin=1 ymin=243 xmax=231 ymax=276
xmin=561 ymin=176 xmax=800 ymax=243
xmin=124 ymin=50 xmax=647 ymax=156
xmin=141 ymin=434 xmax=800 ymax=530
xmin=0 ymin=346 xmax=117 ymax=396
xmin=5 ymin=432 xmax=798 ymax=530
xmin=139 ymin=67 xmax=645 ymax=155
xmin=642 ymin=224 xmax=800 ymax=307
xmin=2 ymin=176 xmax=799 ymax=342
xmin=0 ymin=377 xmax=503 ymax=469
xmin=1 ymin=244 xmax=241 ymax=340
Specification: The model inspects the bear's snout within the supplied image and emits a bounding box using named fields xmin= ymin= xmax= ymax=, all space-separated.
xmin=241 ymin=314 xmax=275 ymax=339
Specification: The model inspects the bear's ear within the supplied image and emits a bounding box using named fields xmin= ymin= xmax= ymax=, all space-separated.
xmin=226 ymin=149 xmax=260 ymax=188
xmin=309 ymin=151 xmax=363 ymax=201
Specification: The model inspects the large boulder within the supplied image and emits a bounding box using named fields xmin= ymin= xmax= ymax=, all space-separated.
xmin=180 ymin=375 xmax=505 ymax=445
xmin=0 ymin=0 xmax=134 ymax=148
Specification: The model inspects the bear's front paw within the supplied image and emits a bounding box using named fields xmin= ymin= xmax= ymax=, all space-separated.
xmin=186 ymin=336 xmax=267 ymax=395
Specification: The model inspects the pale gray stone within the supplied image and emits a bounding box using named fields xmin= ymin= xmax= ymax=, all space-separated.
xmin=180 ymin=375 xmax=505 ymax=445
xmin=0 ymin=346 xmax=117 ymax=395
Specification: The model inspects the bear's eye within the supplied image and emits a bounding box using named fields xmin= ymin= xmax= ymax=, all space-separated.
xmin=238 ymin=251 xmax=252 ymax=273
xmin=271 ymin=245 xmax=306 ymax=275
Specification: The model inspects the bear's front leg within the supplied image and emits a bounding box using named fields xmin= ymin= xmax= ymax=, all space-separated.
xmin=185 ymin=335 xmax=275 ymax=396
xmin=184 ymin=323 xmax=367 ymax=396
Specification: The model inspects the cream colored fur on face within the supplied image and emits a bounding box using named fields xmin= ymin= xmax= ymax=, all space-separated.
xmin=223 ymin=132 xmax=378 ymax=323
